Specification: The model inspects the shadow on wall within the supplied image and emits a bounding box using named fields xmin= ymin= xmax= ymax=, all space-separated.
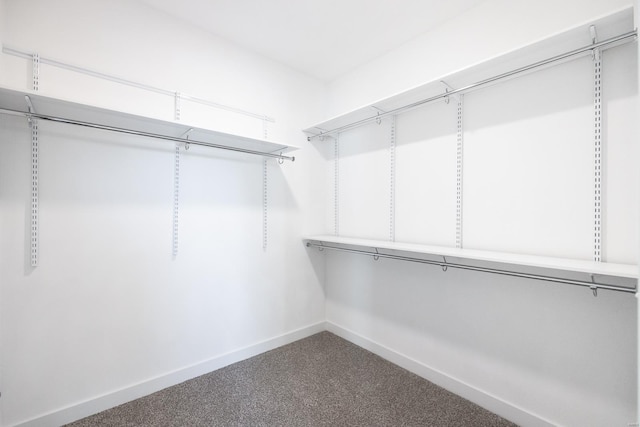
xmin=325 ymin=251 xmax=638 ymax=424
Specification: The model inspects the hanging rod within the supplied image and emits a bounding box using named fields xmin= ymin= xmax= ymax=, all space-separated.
xmin=0 ymin=107 xmax=295 ymax=161
xmin=305 ymin=242 xmax=637 ymax=295
xmin=307 ymin=29 xmax=637 ymax=140
xmin=2 ymin=45 xmax=276 ymax=123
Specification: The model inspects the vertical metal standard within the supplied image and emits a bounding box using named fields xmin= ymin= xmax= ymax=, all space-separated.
xmin=27 ymin=96 xmax=39 ymax=266
xmin=172 ymin=129 xmax=191 ymax=257
xmin=263 ymin=159 xmax=268 ymax=250
xmin=172 ymin=143 xmax=180 ymax=257
xmin=334 ymin=134 xmax=340 ymax=236
xmin=174 ymin=92 xmax=181 ymax=121
xmin=456 ymin=95 xmax=464 ymax=249
xmin=389 ymin=116 xmax=396 ymax=242
xmin=262 ymin=119 xmax=268 ymax=251
xmin=32 ymin=53 xmax=40 ymax=91
xmin=591 ymin=25 xmax=602 ymax=262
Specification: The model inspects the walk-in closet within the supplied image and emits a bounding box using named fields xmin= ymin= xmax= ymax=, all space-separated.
xmin=0 ymin=1 xmax=638 ymax=426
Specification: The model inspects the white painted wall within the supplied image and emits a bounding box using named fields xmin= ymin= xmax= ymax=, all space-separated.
xmin=0 ymin=0 xmax=327 ymax=425
xmin=322 ymin=1 xmax=638 ymax=426
xmin=637 ymin=1 xmax=640 ymax=424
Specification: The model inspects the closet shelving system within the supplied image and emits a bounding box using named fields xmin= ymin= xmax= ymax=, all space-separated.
xmin=304 ymin=236 xmax=637 ymax=295
xmin=0 ymin=85 xmax=297 ymax=265
xmin=303 ymin=9 xmax=638 ymax=296
xmin=0 ymin=86 xmax=296 ymax=160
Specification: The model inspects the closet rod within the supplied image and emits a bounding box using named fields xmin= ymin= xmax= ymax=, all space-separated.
xmin=305 ymin=242 xmax=637 ymax=294
xmin=308 ymin=29 xmax=637 ymax=140
xmin=0 ymin=108 xmax=295 ymax=161
xmin=2 ymin=45 xmax=276 ymax=123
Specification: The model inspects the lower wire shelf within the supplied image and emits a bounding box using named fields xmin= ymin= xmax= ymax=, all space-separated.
xmin=304 ymin=235 xmax=638 ymax=295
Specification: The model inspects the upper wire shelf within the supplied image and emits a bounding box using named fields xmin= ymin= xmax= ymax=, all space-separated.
xmin=0 ymin=86 xmax=297 ymax=161
xmin=303 ymin=8 xmax=636 ymax=141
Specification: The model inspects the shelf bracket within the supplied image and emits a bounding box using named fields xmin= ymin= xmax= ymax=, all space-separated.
xmin=308 ymin=127 xmax=331 ymax=142
xmin=371 ymin=105 xmax=386 ymax=114
xmin=180 ymin=128 xmax=193 ymax=150
xmin=440 ymin=81 xmax=460 ymax=105
xmin=590 ymin=25 xmax=601 ymax=61
xmin=591 ymin=25 xmax=602 ymax=262
xmin=26 ymin=95 xmax=39 ymax=266
xmin=590 ymin=274 xmax=599 ymax=297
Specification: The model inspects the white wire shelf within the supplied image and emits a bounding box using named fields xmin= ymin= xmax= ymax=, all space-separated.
xmin=304 ymin=235 xmax=638 ymax=295
xmin=303 ymin=8 xmax=634 ymax=140
xmin=0 ymin=86 xmax=297 ymax=160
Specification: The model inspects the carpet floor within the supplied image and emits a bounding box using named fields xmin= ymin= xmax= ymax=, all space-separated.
xmin=66 ymin=332 xmax=516 ymax=426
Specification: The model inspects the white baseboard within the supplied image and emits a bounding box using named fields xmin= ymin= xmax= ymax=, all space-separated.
xmin=16 ymin=322 xmax=326 ymax=427
xmin=325 ymin=321 xmax=555 ymax=427
xmin=16 ymin=321 xmax=554 ymax=427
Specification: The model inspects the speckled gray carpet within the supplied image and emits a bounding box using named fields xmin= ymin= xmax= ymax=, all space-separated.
xmin=67 ymin=332 xmax=515 ymax=426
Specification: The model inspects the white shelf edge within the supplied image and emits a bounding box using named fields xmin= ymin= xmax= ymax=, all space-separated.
xmin=0 ymin=85 xmax=298 ymax=156
xmin=304 ymin=235 xmax=638 ymax=289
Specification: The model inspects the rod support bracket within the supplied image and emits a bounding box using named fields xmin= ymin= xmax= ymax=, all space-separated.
xmin=440 ymin=81 xmax=459 ymax=104
xmin=590 ymin=285 xmax=598 ymax=297
xmin=179 ymin=128 xmax=193 ymax=150
xmin=590 ymin=25 xmax=601 ymax=61
xmin=24 ymin=95 xmax=35 ymax=125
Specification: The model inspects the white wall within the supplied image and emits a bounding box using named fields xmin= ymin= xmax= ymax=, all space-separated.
xmin=637 ymin=1 xmax=640 ymax=424
xmin=322 ymin=1 xmax=638 ymax=426
xmin=0 ymin=0 xmax=327 ymax=425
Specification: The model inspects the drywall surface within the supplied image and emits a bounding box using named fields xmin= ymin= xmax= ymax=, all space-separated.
xmin=636 ymin=1 xmax=640 ymax=425
xmin=0 ymin=0 xmax=327 ymax=425
xmin=322 ymin=1 xmax=638 ymax=426
xmin=326 ymin=0 xmax=634 ymax=117
xmin=637 ymin=2 xmax=640 ymax=424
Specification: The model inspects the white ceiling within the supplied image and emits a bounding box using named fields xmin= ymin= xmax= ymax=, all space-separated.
xmin=137 ymin=0 xmax=486 ymax=82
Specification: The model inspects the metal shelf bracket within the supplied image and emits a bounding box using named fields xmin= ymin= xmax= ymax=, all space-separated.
xmin=440 ymin=81 xmax=460 ymax=104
